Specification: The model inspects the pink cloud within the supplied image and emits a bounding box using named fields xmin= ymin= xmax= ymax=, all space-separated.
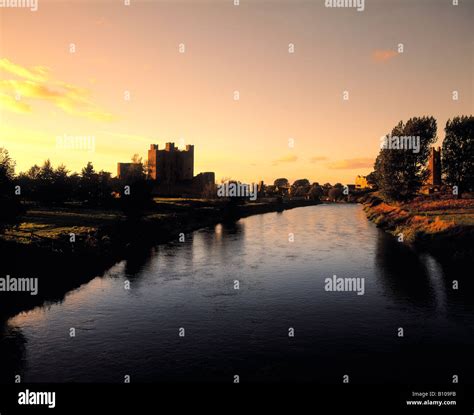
xmin=372 ymin=49 xmax=398 ymax=63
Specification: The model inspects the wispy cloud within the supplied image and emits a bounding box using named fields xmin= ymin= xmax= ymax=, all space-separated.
xmin=309 ymin=156 xmax=328 ymax=163
xmin=0 ymin=58 xmax=114 ymax=121
xmin=327 ymin=157 xmax=373 ymax=170
xmin=372 ymin=49 xmax=398 ymax=63
xmin=0 ymin=58 xmax=48 ymax=82
xmin=272 ymin=154 xmax=298 ymax=165
xmin=0 ymin=92 xmax=31 ymax=113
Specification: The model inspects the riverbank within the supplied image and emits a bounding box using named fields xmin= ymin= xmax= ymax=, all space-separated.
xmin=361 ymin=193 xmax=474 ymax=259
xmin=3 ymin=201 xmax=473 ymax=386
xmin=0 ymin=198 xmax=320 ymax=320
xmin=0 ymin=198 xmax=320 ymax=258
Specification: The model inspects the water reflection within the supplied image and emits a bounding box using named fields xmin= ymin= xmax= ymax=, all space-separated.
xmin=0 ymin=205 xmax=472 ymax=383
xmin=374 ymin=232 xmax=435 ymax=307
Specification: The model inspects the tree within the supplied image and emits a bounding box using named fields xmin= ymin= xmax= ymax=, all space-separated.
xmin=442 ymin=116 xmax=474 ymax=194
xmin=79 ymin=162 xmax=99 ymax=204
xmin=273 ymin=178 xmax=290 ymax=197
xmin=97 ymin=171 xmax=113 ymax=204
xmin=52 ymin=164 xmax=72 ymax=201
xmin=0 ymin=148 xmax=15 ymax=184
xmin=328 ymin=187 xmax=343 ymax=202
xmin=274 ymin=178 xmax=289 ymax=188
xmin=128 ymin=154 xmax=146 ymax=181
xmin=308 ymin=183 xmax=323 ymax=200
xmin=26 ymin=165 xmax=41 ymax=179
xmin=17 ymin=162 xmax=77 ymax=204
xmin=374 ymin=116 xmax=437 ymax=201
xmin=39 ymin=159 xmax=54 ymax=180
xmin=290 ymin=179 xmax=310 ymax=197
xmin=33 ymin=160 xmax=58 ymax=204
xmin=81 ymin=161 xmax=97 ymax=180
xmin=366 ymin=171 xmax=377 ymax=188
xmin=118 ymin=155 xmax=153 ymax=218
xmin=0 ymin=148 xmax=23 ymax=226
xmin=321 ymin=183 xmax=332 ymax=197
xmin=78 ymin=162 xmax=113 ymax=206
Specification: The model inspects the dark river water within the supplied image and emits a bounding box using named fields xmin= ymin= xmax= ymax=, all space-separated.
xmin=1 ymin=204 xmax=473 ymax=384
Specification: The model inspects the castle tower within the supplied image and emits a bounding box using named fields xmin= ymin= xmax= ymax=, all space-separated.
xmin=427 ymin=147 xmax=442 ymax=186
xmin=147 ymin=142 xmax=194 ymax=183
xmin=147 ymin=144 xmax=158 ymax=180
xmin=183 ymin=145 xmax=194 ymax=181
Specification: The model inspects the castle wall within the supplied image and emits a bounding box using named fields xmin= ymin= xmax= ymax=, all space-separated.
xmin=147 ymin=143 xmax=194 ymax=183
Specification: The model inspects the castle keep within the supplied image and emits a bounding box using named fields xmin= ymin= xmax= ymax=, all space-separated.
xmin=147 ymin=143 xmax=194 ymax=183
xmin=116 ymin=142 xmax=215 ymax=196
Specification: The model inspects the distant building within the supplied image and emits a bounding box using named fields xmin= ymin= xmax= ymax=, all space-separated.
xmin=257 ymin=180 xmax=266 ymax=196
xmin=117 ymin=162 xmax=143 ymax=179
xmin=193 ymin=172 xmax=215 ymax=191
xmin=421 ymin=146 xmax=442 ymax=194
xmin=427 ymin=146 xmax=442 ymax=186
xmin=355 ymin=175 xmax=370 ymax=189
xmin=147 ymin=143 xmax=194 ymax=183
xmin=126 ymin=142 xmax=216 ymax=197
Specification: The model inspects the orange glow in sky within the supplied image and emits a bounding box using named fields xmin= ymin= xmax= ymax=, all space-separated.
xmin=0 ymin=0 xmax=472 ymax=184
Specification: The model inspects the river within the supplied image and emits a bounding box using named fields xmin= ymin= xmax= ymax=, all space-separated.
xmin=1 ymin=204 xmax=473 ymax=383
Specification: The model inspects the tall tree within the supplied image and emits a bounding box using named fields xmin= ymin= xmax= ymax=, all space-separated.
xmin=442 ymin=116 xmax=474 ymax=193
xmin=0 ymin=148 xmax=22 ymax=225
xmin=80 ymin=162 xmax=100 ymax=205
xmin=374 ymin=117 xmax=437 ymax=201
xmin=0 ymin=148 xmax=15 ymax=185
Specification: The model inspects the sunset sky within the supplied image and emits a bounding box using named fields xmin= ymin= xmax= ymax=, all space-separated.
xmin=0 ymin=0 xmax=472 ymax=184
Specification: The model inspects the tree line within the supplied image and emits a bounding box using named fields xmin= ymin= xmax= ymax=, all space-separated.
xmin=1 ymin=114 xmax=472 ymax=222
xmin=371 ymin=115 xmax=473 ymax=201
xmin=0 ymin=152 xmax=153 ymax=224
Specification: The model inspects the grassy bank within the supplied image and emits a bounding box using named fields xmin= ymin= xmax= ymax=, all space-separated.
xmin=362 ymin=193 xmax=474 ymax=259
xmin=0 ymin=198 xmax=320 ymax=320
xmin=0 ymin=198 xmax=320 ymax=257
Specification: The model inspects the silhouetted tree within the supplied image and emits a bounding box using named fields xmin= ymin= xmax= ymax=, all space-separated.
xmin=77 ymin=162 xmax=114 ymax=206
xmin=273 ymin=178 xmax=289 ymax=196
xmin=274 ymin=178 xmax=289 ymax=187
xmin=442 ymin=116 xmax=474 ymax=194
xmin=328 ymin=187 xmax=343 ymax=202
xmin=33 ymin=160 xmax=64 ymax=205
xmin=79 ymin=162 xmax=99 ymax=204
xmin=374 ymin=116 xmax=437 ymax=201
xmin=119 ymin=155 xmax=153 ymax=218
xmin=291 ymin=179 xmax=310 ymax=197
xmin=308 ymin=183 xmax=323 ymax=200
xmin=322 ymin=183 xmax=332 ymax=197
xmin=0 ymin=148 xmax=23 ymax=226
xmin=366 ymin=171 xmax=377 ymax=189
